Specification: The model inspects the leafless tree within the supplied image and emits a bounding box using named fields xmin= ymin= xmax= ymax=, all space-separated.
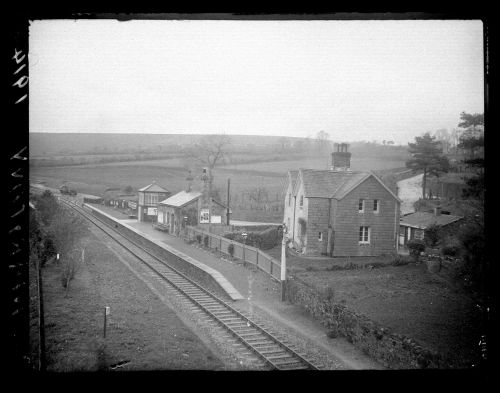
xmin=186 ymin=134 xmax=231 ymax=174
xmin=248 ymin=186 xmax=269 ymax=204
xmin=47 ymin=209 xmax=86 ymax=296
xmin=315 ymin=130 xmax=330 ymax=152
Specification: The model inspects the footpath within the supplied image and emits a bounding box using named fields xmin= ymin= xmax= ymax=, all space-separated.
xmin=117 ymin=216 xmax=383 ymax=370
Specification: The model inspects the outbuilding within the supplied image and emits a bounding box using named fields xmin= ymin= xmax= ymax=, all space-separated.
xmin=399 ymin=208 xmax=463 ymax=247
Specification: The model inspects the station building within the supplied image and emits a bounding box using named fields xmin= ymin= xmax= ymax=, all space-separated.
xmin=156 ymin=169 xmax=230 ymax=235
xmin=137 ymin=181 xmax=170 ymax=222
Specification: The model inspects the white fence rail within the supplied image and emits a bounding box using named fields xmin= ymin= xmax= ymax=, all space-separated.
xmin=186 ymin=226 xmax=282 ymax=282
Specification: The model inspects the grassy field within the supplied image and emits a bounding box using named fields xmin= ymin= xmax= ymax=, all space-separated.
xmin=266 ymin=245 xmax=483 ymax=368
xmin=41 ymin=226 xmax=227 ymax=371
xmin=30 ymin=132 xmax=410 ymax=223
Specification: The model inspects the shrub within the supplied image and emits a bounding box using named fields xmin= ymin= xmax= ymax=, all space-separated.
xmin=305 ymin=266 xmax=316 ymax=272
xmin=424 ymin=224 xmax=442 ymax=247
xmin=255 ymin=227 xmax=280 ymax=250
xmin=203 ymin=235 xmax=209 ymax=248
xmin=407 ymin=239 xmax=426 ymax=261
xmin=391 ymin=255 xmax=410 ymax=266
xmin=323 ymin=286 xmax=335 ymax=302
xmin=228 ymin=243 xmax=235 ymax=258
xmin=441 ymin=245 xmax=460 ymax=257
xmin=196 ymin=234 xmax=202 ymax=244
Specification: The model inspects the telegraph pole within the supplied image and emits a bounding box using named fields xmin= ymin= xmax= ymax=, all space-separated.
xmin=227 ymin=178 xmax=231 ymax=225
xmin=281 ymin=224 xmax=287 ymax=302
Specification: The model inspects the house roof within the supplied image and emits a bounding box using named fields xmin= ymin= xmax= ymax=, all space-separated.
xmin=400 ymin=211 xmax=463 ymax=229
xmin=138 ymin=182 xmax=169 ymax=193
xmin=159 ymin=191 xmax=202 ymax=208
xmin=290 ymin=169 xmax=400 ymax=202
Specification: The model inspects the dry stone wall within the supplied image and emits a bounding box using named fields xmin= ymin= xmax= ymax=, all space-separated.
xmin=285 ymin=276 xmax=446 ymax=369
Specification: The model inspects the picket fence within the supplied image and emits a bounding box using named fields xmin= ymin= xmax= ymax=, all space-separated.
xmin=186 ymin=226 xmax=282 ymax=282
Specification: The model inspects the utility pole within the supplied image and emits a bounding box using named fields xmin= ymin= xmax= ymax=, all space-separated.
xmin=281 ymin=223 xmax=287 ymax=302
xmin=227 ymin=178 xmax=231 ymax=225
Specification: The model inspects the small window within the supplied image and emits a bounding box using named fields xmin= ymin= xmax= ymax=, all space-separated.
xmin=359 ymin=226 xmax=370 ymax=244
xmin=358 ymin=199 xmax=364 ymax=212
xmin=300 ymin=195 xmax=304 ymax=207
xmin=373 ymin=199 xmax=379 ymax=213
xmin=318 ymin=232 xmax=323 ymax=241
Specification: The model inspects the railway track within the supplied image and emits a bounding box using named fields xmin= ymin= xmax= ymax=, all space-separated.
xmin=58 ymin=197 xmax=320 ymax=371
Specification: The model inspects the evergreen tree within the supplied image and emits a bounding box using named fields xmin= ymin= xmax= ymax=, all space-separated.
xmin=406 ymin=133 xmax=450 ymax=199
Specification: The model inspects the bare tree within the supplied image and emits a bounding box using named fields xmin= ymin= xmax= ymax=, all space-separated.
xmin=47 ymin=209 xmax=86 ymax=295
xmin=248 ymin=186 xmax=269 ymax=204
xmin=186 ymin=134 xmax=231 ymax=173
xmin=315 ymin=130 xmax=330 ymax=152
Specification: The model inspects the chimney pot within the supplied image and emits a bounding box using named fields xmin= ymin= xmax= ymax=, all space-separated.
xmin=331 ymin=143 xmax=351 ymax=171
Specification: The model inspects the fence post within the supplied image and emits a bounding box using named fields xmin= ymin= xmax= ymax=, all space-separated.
xmin=243 ymin=244 xmax=246 ymax=266
xmin=256 ymin=250 xmax=259 ymax=266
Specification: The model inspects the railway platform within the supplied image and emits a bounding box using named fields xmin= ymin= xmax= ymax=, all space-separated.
xmin=118 ymin=218 xmax=383 ymax=370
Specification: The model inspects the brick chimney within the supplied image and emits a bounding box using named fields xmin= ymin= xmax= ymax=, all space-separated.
xmin=186 ymin=170 xmax=194 ymax=192
xmin=331 ymin=143 xmax=351 ymax=171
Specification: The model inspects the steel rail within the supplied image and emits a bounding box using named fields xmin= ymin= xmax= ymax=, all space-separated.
xmin=59 ymin=198 xmax=320 ymax=370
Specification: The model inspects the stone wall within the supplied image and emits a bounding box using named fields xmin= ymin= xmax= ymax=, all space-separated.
xmin=285 ymin=276 xmax=446 ymax=369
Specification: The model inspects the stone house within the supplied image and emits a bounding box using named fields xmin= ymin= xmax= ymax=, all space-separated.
xmin=283 ymin=144 xmax=401 ymax=257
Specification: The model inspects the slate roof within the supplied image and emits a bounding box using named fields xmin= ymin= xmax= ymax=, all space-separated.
xmin=159 ymin=191 xmax=202 ymax=208
xmin=138 ymin=182 xmax=169 ymax=193
xmin=400 ymin=211 xmax=463 ymax=229
xmin=291 ymin=169 xmax=400 ymax=201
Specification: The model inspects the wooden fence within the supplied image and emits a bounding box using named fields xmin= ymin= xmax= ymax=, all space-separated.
xmin=186 ymin=226 xmax=282 ymax=282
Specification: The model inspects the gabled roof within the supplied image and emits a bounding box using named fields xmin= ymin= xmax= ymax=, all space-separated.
xmin=400 ymin=211 xmax=463 ymax=229
xmin=138 ymin=182 xmax=168 ymax=193
xmin=159 ymin=190 xmax=202 ymax=208
xmin=289 ymin=169 xmax=400 ymax=202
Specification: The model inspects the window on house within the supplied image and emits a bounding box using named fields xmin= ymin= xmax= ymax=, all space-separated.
xmin=300 ymin=195 xmax=304 ymax=207
xmin=318 ymin=232 xmax=323 ymax=241
xmin=373 ymin=199 xmax=379 ymax=213
xmin=358 ymin=199 xmax=364 ymax=212
xmin=359 ymin=226 xmax=370 ymax=244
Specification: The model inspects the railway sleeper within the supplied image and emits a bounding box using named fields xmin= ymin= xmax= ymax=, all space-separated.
xmin=258 ymin=349 xmax=288 ymax=356
xmin=265 ymin=354 xmax=295 ymax=361
xmin=225 ymin=325 xmax=253 ymax=331
xmin=242 ymin=339 xmax=273 ymax=346
xmin=218 ymin=317 xmax=244 ymax=323
xmin=271 ymin=358 xmax=304 ymax=366
xmin=277 ymin=364 xmax=311 ymax=371
xmin=232 ymin=330 xmax=258 ymax=336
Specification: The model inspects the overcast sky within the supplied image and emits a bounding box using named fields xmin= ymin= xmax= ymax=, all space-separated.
xmin=29 ymin=18 xmax=484 ymax=144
